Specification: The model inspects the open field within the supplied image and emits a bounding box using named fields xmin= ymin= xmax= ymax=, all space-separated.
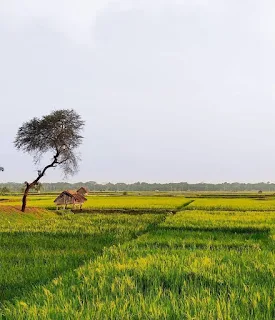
xmin=187 ymin=197 xmax=275 ymax=211
xmin=0 ymin=195 xmax=190 ymax=210
xmin=0 ymin=207 xmax=165 ymax=309
xmin=1 ymin=194 xmax=275 ymax=319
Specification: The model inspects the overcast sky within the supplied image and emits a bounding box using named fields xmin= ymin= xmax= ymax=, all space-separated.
xmin=1 ymin=0 xmax=275 ymax=184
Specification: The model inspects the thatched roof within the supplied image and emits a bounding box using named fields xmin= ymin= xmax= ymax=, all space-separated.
xmin=77 ymin=187 xmax=89 ymax=193
xmin=54 ymin=190 xmax=87 ymax=203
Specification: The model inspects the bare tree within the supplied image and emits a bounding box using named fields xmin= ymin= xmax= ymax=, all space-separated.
xmin=14 ymin=109 xmax=85 ymax=212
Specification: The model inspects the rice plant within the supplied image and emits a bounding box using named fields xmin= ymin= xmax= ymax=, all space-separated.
xmin=1 ymin=196 xmax=275 ymax=319
xmin=0 ymin=195 xmax=189 ymax=210
xmin=187 ymin=198 xmax=275 ymax=211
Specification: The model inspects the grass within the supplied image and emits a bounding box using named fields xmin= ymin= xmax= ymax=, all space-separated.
xmin=0 ymin=209 xmax=165 ymax=308
xmin=1 ymin=194 xmax=275 ymax=319
xmin=0 ymin=195 xmax=189 ymax=210
xmin=161 ymin=210 xmax=275 ymax=233
xmin=187 ymin=197 xmax=275 ymax=211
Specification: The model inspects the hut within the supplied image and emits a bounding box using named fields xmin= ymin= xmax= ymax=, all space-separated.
xmin=77 ymin=187 xmax=89 ymax=196
xmin=54 ymin=189 xmax=87 ymax=209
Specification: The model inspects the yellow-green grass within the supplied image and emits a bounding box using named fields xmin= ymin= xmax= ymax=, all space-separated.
xmin=2 ymin=208 xmax=275 ymax=319
xmin=161 ymin=210 xmax=275 ymax=233
xmin=19 ymin=247 xmax=273 ymax=320
xmin=0 ymin=196 xmax=54 ymax=209
xmin=0 ymin=195 xmax=189 ymax=210
xmin=83 ymin=196 xmax=190 ymax=210
xmin=0 ymin=205 xmax=53 ymax=220
xmin=187 ymin=198 xmax=275 ymax=211
xmin=0 ymin=209 xmax=165 ymax=307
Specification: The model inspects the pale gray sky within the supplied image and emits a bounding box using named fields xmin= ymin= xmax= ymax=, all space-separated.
xmin=1 ymin=0 xmax=275 ymax=183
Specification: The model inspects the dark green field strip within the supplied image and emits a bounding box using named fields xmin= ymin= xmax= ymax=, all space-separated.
xmin=131 ymin=241 xmax=262 ymax=251
xmin=72 ymin=208 xmax=173 ymax=215
xmin=70 ymin=199 xmax=194 ymax=215
xmin=184 ymin=206 xmax=275 ymax=212
xmin=175 ymin=200 xmax=195 ymax=211
xmin=132 ymin=228 xmax=270 ymax=252
xmin=158 ymin=225 xmax=271 ymax=234
xmin=185 ymin=194 xmax=275 ymax=199
xmin=184 ymin=198 xmax=275 ymax=212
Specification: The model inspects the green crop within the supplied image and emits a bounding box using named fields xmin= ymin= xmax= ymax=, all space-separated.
xmin=0 ymin=195 xmax=189 ymax=210
xmin=1 ymin=195 xmax=275 ymax=319
xmin=187 ymin=198 xmax=275 ymax=211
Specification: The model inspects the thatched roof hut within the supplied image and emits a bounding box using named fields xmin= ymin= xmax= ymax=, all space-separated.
xmin=54 ymin=189 xmax=87 ymax=209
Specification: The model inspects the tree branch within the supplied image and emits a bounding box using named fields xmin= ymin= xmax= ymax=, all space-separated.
xmin=28 ymin=150 xmax=60 ymax=189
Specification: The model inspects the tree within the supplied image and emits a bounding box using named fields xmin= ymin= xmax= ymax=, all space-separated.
xmin=0 ymin=187 xmax=10 ymax=195
xmin=14 ymin=109 xmax=85 ymax=212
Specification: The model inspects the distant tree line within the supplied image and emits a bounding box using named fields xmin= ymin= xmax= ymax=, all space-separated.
xmin=1 ymin=181 xmax=275 ymax=193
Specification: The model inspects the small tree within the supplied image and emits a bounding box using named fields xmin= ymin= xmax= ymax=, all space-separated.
xmin=1 ymin=187 xmax=10 ymax=195
xmin=14 ymin=109 xmax=84 ymax=212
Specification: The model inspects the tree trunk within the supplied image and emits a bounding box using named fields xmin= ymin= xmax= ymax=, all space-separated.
xmin=21 ymin=153 xmax=59 ymax=212
xmin=21 ymin=185 xmax=31 ymax=212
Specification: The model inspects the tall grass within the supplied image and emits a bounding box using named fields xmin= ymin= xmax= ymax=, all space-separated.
xmin=0 ymin=210 xmax=165 ymax=310
xmin=187 ymin=198 xmax=275 ymax=211
xmin=0 ymin=195 xmax=189 ymax=210
xmin=2 ymin=207 xmax=275 ymax=319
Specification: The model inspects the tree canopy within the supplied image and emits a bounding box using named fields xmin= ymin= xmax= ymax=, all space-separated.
xmin=14 ymin=109 xmax=84 ymax=211
xmin=14 ymin=109 xmax=84 ymax=176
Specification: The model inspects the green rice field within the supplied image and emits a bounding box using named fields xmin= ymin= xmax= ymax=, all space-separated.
xmin=187 ymin=197 xmax=275 ymax=211
xmin=1 ymin=193 xmax=275 ymax=319
xmin=0 ymin=195 xmax=189 ymax=210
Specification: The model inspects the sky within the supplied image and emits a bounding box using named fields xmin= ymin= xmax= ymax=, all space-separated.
xmin=1 ymin=0 xmax=275 ymax=184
